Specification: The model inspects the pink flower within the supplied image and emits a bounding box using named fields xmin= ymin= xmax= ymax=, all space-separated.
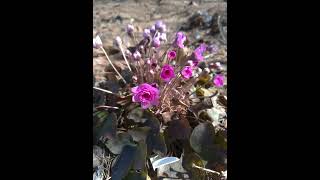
xmin=167 ymin=50 xmax=176 ymax=60
xmin=213 ymin=74 xmax=224 ymax=87
xmin=160 ymin=64 xmax=175 ymax=82
xmin=181 ymin=66 xmax=193 ymax=79
xmin=193 ymin=43 xmax=207 ymax=61
xmin=174 ymin=32 xmax=186 ymax=48
xmin=131 ymin=83 xmax=160 ymax=109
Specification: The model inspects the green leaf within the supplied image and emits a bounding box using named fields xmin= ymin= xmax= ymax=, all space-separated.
xmin=127 ymin=108 xmax=164 ymax=156
xmin=123 ymin=141 xmax=148 ymax=180
xmin=111 ymin=145 xmax=137 ymax=180
xmin=127 ymin=107 xmax=147 ymax=123
xmin=214 ymin=129 xmax=227 ymax=151
xmin=124 ymin=169 xmax=148 ymax=180
xmin=167 ymin=114 xmax=191 ymax=140
xmin=128 ymin=127 xmax=151 ymax=143
xmin=189 ymin=122 xmax=217 ymax=161
xmin=142 ymin=111 xmax=160 ymax=133
xmin=98 ymin=112 xmax=117 ymax=140
xmin=105 ymin=132 xmax=135 ymax=154
xmin=182 ymin=152 xmax=206 ymax=180
xmin=132 ymin=141 xmax=147 ymax=171
xmin=93 ymin=110 xmax=108 ymax=128
xmin=146 ymin=131 xmax=167 ymax=156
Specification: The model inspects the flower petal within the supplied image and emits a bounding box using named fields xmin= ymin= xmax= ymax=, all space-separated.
xmin=131 ymin=86 xmax=138 ymax=93
xmin=141 ymin=102 xmax=151 ymax=109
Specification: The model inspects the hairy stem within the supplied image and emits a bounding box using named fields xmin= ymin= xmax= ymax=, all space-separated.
xmin=119 ymin=44 xmax=132 ymax=72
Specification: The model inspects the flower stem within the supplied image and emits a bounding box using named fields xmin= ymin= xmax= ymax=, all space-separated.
xmin=138 ymin=61 xmax=144 ymax=83
xmin=100 ymin=47 xmax=127 ymax=84
xmin=119 ymin=44 xmax=132 ymax=72
xmin=160 ymin=74 xmax=181 ymax=105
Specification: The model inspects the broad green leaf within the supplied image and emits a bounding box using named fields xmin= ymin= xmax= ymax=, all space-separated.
xmin=190 ymin=122 xmax=217 ymax=161
xmin=111 ymin=145 xmax=137 ymax=180
xmin=98 ymin=112 xmax=117 ymax=140
xmin=182 ymin=152 xmax=206 ymax=180
xmin=132 ymin=141 xmax=147 ymax=171
xmin=105 ymin=132 xmax=134 ymax=154
xmin=128 ymin=127 xmax=151 ymax=143
xmin=147 ymin=131 xmax=167 ymax=156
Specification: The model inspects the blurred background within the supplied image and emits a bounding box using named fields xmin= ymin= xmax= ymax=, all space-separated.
xmin=93 ymin=0 xmax=227 ymax=47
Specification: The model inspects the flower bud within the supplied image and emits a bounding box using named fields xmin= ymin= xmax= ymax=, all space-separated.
xmin=155 ymin=20 xmax=166 ymax=33
xmin=126 ymin=24 xmax=134 ymax=37
xmin=143 ymin=29 xmax=151 ymax=39
xmin=139 ymin=45 xmax=144 ymax=51
xmin=114 ymin=36 xmax=122 ymax=47
xmin=125 ymin=49 xmax=132 ymax=57
xmin=93 ymin=35 xmax=103 ymax=49
xmin=150 ymin=25 xmax=156 ymax=35
xmin=133 ymin=51 xmax=141 ymax=61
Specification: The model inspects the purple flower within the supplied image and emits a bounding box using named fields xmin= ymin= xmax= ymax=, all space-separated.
xmin=114 ymin=36 xmax=122 ymax=47
xmin=132 ymin=83 xmax=160 ymax=109
xmin=213 ymin=74 xmax=224 ymax=87
xmin=174 ymin=32 xmax=186 ymax=48
xmin=150 ymin=25 xmax=156 ymax=36
xmin=159 ymin=33 xmax=167 ymax=41
xmin=133 ymin=51 xmax=141 ymax=61
xmin=193 ymin=43 xmax=207 ymax=61
xmin=207 ymin=44 xmax=219 ymax=55
xmin=127 ymin=24 xmax=134 ymax=37
xmin=160 ymin=64 xmax=175 ymax=82
xmin=181 ymin=66 xmax=193 ymax=79
xmin=155 ymin=20 xmax=166 ymax=33
xmin=143 ymin=29 xmax=151 ymax=39
xmin=167 ymin=50 xmax=176 ymax=60
xmin=152 ymin=36 xmax=161 ymax=48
